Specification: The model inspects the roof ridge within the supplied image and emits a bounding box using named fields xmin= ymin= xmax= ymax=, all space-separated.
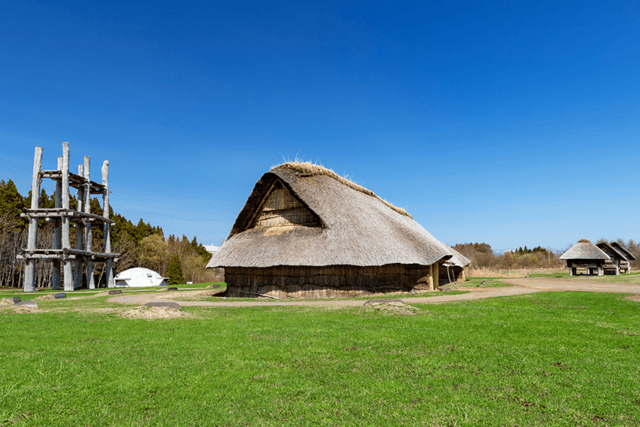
xmin=272 ymin=161 xmax=412 ymax=218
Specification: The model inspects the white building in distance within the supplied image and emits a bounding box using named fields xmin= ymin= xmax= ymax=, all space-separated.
xmin=114 ymin=268 xmax=168 ymax=287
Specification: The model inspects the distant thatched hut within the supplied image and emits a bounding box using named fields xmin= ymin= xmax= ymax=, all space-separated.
xmin=560 ymin=239 xmax=610 ymax=276
xmin=207 ymin=162 xmax=455 ymax=298
xmin=439 ymin=244 xmax=470 ymax=286
xmin=596 ymin=242 xmax=635 ymax=274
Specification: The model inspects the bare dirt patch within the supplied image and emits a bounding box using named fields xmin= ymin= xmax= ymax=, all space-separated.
xmin=0 ymin=299 xmax=40 ymax=313
xmin=120 ymin=306 xmax=188 ymax=321
xmin=625 ymin=294 xmax=640 ymax=302
xmin=360 ymin=302 xmax=422 ymax=316
xmin=0 ymin=298 xmax=15 ymax=308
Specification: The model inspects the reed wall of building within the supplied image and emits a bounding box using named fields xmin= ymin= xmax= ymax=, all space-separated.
xmin=225 ymin=263 xmax=438 ymax=298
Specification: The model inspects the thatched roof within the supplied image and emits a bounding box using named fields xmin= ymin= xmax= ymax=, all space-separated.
xmin=441 ymin=243 xmax=470 ymax=268
xmin=610 ymin=242 xmax=636 ymax=261
xmin=208 ymin=162 xmax=453 ymax=268
xmin=272 ymin=161 xmax=411 ymax=217
xmin=596 ymin=242 xmax=628 ymax=261
xmin=560 ymin=239 xmax=610 ymax=260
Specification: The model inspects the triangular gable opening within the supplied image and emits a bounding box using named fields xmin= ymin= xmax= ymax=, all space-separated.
xmin=248 ymin=180 xmax=321 ymax=229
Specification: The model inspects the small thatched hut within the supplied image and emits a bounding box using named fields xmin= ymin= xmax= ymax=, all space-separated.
xmin=560 ymin=239 xmax=610 ymax=276
xmin=439 ymin=244 xmax=470 ymax=286
xmin=207 ymin=162 xmax=456 ymax=298
xmin=596 ymin=242 xmax=635 ymax=274
xmin=611 ymin=242 xmax=635 ymax=273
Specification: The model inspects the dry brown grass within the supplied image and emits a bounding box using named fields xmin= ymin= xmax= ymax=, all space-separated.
xmin=119 ymin=306 xmax=188 ymax=321
xmin=467 ymin=267 xmax=565 ymax=278
xmin=272 ymin=161 xmax=411 ymax=218
xmin=360 ymin=301 xmax=422 ymax=316
xmin=0 ymin=299 xmax=40 ymax=313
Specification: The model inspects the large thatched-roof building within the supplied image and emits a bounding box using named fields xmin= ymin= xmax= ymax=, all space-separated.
xmin=207 ymin=162 xmax=457 ymax=298
xmin=560 ymin=239 xmax=610 ymax=276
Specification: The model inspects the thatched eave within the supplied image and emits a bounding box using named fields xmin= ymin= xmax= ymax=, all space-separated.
xmin=560 ymin=240 xmax=610 ymax=260
xmin=208 ymin=164 xmax=453 ymax=269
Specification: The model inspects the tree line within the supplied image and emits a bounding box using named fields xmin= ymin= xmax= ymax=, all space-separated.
xmin=0 ymin=179 xmax=218 ymax=288
xmin=453 ymin=240 xmax=640 ymax=271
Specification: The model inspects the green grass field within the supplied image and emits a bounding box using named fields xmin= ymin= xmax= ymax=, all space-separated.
xmin=1 ymin=289 xmax=639 ymax=426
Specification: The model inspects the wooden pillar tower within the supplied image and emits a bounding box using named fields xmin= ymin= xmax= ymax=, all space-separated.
xmin=20 ymin=142 xmax=119 ymax=292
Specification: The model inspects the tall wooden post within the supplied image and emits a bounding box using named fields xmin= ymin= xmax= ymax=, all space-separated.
xmin=84 ymin=156 xmax=95 ymax=289
xmin=428 ymin=264 xmax=434 ymax=291
xmin=24 ymin=147 xmax=43 ymax=292
xmin=62 ymin=142 xmax=74 ymax=291
xmin=52 ymin=156 xmax=63 ymax=290
xmin=432 ymin=263 xmax=439 ymax=290
xmin=74 ymin=165 xmax=85 ymax=289
xmin=102 ymin=161 xmax=114 ymax=288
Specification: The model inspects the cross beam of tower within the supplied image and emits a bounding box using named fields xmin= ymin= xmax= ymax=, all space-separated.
xmin=19 ymin=142 xmax=120 ymax=292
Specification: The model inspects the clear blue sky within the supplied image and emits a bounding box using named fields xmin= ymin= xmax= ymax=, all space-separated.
xmin=1 ymin=1 xmax=638 ymax=251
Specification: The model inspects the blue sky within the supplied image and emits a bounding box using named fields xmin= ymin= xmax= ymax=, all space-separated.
xmin=1 ymin=1 xmax=638 ymax=251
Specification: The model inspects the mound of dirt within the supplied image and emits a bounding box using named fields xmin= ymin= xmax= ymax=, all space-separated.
xmin=0 ymin=298 xmax=15 ymax=308
xmin=361 ymin=301 xmax=422 ymax=316
xmin=120 ymin=306 xmax=187 ymax=321
xmin=0 ymin=299 xmax=40 ymax=313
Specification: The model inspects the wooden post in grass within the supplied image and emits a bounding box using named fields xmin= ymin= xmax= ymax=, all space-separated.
xmin=74 ymin=164 xmax=84 ymax=290
xmin=23 ymin=147 xmax=43 ymax=292
xmin=62 ymin=142 xmax=74 ymax=292
xmin=84 ymin=156 xmax=95 ymax=289
xmin=51 ymin=156 xmax=63 ymax=290
xmin=102 ymin=161 xmax=114 ymax=288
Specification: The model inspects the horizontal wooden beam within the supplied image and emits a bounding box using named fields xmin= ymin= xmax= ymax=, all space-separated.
xmin=18 ymin=254 xmax=79 ymax=260
xmin=20 ymin=248 xmax=120 ymax=259
xmin=21 ymin=209 xmax=115 ymax=224
xmin=40 ymin=170 xmax=106 ymax=193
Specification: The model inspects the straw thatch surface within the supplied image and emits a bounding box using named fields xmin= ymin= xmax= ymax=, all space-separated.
xmin=272 ymin=161 xmax=411 ymax=217
xmin=596 ymin=242 xmax=627 ymax=261
xmin=441 ymin=243 xmax=470 ymax=268
xmin=611 ymin=242 xmax=636 ymax=261
xmin=560 ymin=240 xmax=610 ymax=260
xmin=208 ymin=163 xmax=453 ymax=269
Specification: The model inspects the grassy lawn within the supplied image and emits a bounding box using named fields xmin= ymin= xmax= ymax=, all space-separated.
xmin=0 ymin=282 xmax=227 ymax=301
xmin=1 ymin=291 xmax=639 ymax=426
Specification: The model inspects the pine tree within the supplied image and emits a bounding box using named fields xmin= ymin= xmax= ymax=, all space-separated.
xmin=0 ymin=179 xmax=26 ymax=228
xmin=167 ymin=255 xmax=184 ymax=285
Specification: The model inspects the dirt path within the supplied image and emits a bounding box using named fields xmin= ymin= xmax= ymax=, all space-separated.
xmin=108 ymin=278 xmax=640 ymax=308
xmin=108 ymin=285 xmax=539 ymax=308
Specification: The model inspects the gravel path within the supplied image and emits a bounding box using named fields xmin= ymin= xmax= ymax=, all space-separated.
xmin=108 ymin=278 xmax=640 ymax=308
xmin=108 ymin=285 xmax=539 ymax=308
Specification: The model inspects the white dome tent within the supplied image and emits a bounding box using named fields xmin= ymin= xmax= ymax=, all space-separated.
xmin=114 ymin=268 xmax=168 ymax=288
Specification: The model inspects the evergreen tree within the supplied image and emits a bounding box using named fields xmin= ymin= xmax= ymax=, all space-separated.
xmin=0 ymin=179 xmax=26 ymax=228
xmin=167 ymin=255 xmax=184 ymax=285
